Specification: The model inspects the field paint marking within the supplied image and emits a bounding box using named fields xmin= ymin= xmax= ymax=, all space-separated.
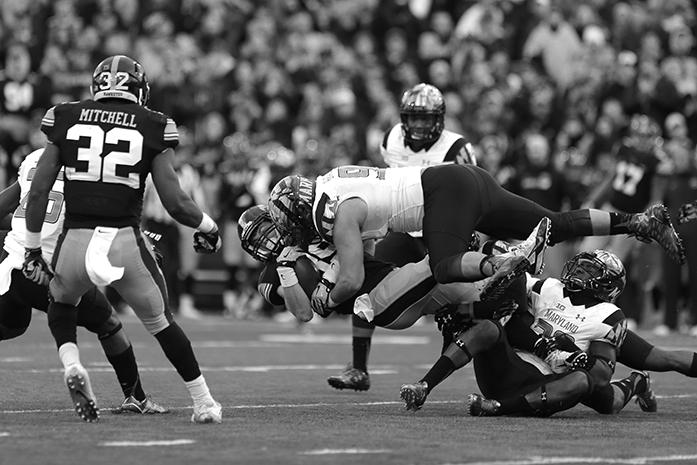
xmin=453 ymin=455 xmax=697 ymax=465
xmin=300 ymin=448 xmax=392 ymax=455
xmin=0 ymin=432 xmax=9 ymax=437
xmin=0 ymin=399 xmax=462 ymax=415
xmin=3 ymin=394 xmax=696 ymax=415
xmin=0 ymin=357 xmax=33 ymax=363
xmin=260 ymin=334 xmax=429 ymax=345
xmin=101 ymin=439 xmax=195 ymax=447
xmin=10 ymin=364 xmax=398 ymax=375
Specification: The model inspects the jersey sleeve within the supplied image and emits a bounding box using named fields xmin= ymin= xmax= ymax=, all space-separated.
xmin=40 ymin=106 xmax=59 ymax=142
xmin=596 ymin=308 xmax=627 ymax=348
xmin=258 ymin=262 xmax=284 ymax=306
xmin=526 ymin=275 xmax=544 ymax=315
xmin=162 ymin=117 xmax=179 ymax=149
xmin=443 ymin=138 xmax=477 ymax=166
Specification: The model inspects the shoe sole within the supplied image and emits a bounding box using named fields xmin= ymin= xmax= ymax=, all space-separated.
xmin=634 ymin=372 xmax=658 ymax=413
xmin=648 ymin=206 xmax=686 ymax=264
xmin=327 ymin=378 xmax=370 ymax=391
xmin=480 ymin=257 xmax=531 ymax=303
xmin=66 ymin=374 xmax=99 ymax=422
xmin=399 ymin=386 xmax=425 ymax=411
xmin=466 ymin=394 xmax=480 ymax=416
xmin=528 ymin=218 xmax=551 ymax=275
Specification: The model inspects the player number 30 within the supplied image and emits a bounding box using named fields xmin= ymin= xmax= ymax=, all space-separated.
xmin=65 ymin=123 xmax=143 ymax=189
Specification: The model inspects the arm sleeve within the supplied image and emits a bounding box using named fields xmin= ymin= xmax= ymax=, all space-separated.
xmin=40 ymin=106 xmax=59 ymax=142
xmin=258 ymin=262 xmax=284 ymax=306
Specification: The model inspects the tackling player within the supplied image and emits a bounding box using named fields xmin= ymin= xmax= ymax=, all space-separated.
xmin=22 ymin=55 xmax=222 ymax=423
xmin=332 ymin=83 xmax=478 ymax=391
xmin=266 ymin=164 xmax=684 ymax=323
xmin=0 ymin=148 xmax=167 ymax=414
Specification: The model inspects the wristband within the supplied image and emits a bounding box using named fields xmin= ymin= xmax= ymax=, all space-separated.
xmin=197 ymin=213 xmax=217 ymax=234
xmin=277 ymin=266 xmax=299 ymax=288
xmin=26 ymin=231 xmax=41 ymax=249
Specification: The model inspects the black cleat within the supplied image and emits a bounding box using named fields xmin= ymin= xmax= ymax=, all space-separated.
xmin=628 ymin=204 xmax=685 ymax=264
xmin=467 ymin=393 xmax=501 ymax=417
xmin=480 ymin=255 xmax=530 ymax=303
xmin=400 ymin=381 xmax=428 ymax=411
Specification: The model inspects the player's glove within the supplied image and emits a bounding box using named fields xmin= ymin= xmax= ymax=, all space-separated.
xmin=311 ymin=278 xmax=335 ymax=318
xmin=533 ymin=336 xmax=558 ymax=359
xmin=276 ymin=245 xmax=304 ymax=268
xmin=22 ymin=247 xmax=54 ymax=286
xmin=679 ymin=200 xmax=697 ymax=224
xmin=193 ymin=229 xmax=221 ymax=254
xmin=564 ymin=350 xmax=594 ymax=371
xmin=435 ymin=306 xmax=475 ymax=336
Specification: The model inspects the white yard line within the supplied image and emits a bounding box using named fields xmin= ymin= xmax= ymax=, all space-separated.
xmin=100 ymin=439 xmax=195 ymax=447
xmin=300 ymin=448 xmax=392 ymax=455
xmin=452 ymin=455 xmax=697 ymax=465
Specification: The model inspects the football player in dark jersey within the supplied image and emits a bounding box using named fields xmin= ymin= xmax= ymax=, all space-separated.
xmin=580 ymin=114 xmax=670 ymax=325
xmin=21 ymin=56 xmax=222 ymax=423
xmin=0 ymin=151 xmax=167 ymax=414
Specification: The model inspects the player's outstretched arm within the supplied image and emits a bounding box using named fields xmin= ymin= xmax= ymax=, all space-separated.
xmin=151 ymin=149 xmax=220 ymax=252
xmin=0 ymin=181 xmax=21 ymax=219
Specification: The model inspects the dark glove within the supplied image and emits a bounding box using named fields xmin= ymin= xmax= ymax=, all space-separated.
xmin=679 ymin=201 xmax=697 ymax=224
xmin=193 ymin=230 xmax=221 ymax=253
xmin=533 ymin=336 xmax=557 ymax=359
xmin=22 ymin=247 xmax=54 ymax=286
xmin=565 ymin=351 xmax=594 ymax=371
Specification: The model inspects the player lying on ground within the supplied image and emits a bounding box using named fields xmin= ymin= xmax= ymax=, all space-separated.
xmin=267 ymin=164 xmax=684 ymax=320
xmin=22 ymin=55 xmax=222 ymax=423
xmin=0 ymin=149 xmax=167 ymax=414
xmin=401 ymin=249 xmax=697 ymax=416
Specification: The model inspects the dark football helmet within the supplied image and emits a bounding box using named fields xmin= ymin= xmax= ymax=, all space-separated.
xmin=237 ymin=205 xmax=286 ymax=262
xmin=561 ymin=250 xmax=626 ymax=303
xmin=399 ymin=83 xmax=445 ymax=150
xmin=91 ymin=55 xmax=150 ymax=105
xmin=267 ymin=175 xmax=316 ymax=246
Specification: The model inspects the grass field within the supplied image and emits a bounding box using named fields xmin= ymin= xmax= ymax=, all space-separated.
xmin=1 ymin=313 xmax=696 ymax=465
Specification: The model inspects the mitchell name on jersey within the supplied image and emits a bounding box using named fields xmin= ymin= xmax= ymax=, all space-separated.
xmin=381 ymin=124 xmax=474 ymax=168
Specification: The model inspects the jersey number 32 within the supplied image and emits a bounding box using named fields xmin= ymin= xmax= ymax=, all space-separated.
xmin=65 ymin=123 xmax=142 ymax=189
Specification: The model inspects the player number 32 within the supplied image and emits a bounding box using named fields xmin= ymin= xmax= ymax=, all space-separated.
xmin=65 ymin=123 xmax=143 ymax=189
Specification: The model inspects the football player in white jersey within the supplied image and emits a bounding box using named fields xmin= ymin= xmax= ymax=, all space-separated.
xmin=0 ymin=149 xmax=168 ymax=414
xmin=329 ymin=83 xmax=478 ymax=391
xmin=267 ymin=163 xmax=684 ymax=325
xmin=401 ymin=249 xmax=655 ymax=416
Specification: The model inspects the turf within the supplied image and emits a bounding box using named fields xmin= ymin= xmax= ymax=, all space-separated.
xmin=0 ymin=314 xmax=696 ymax=465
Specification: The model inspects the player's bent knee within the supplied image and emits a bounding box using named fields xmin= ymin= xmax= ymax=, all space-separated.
xmin=141 ymin=312 xmax=170 ymax=335
xmin=431 ymin=254 xmax=466 ymax=284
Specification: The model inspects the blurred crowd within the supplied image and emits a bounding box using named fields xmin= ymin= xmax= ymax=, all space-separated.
xmin=2 ymin=0 xmax=697 ymax=331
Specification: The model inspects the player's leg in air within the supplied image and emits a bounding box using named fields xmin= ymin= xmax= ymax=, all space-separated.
xmin=619 ymin=330 xmax=697 ymax=378
xmin=419 ymin=165 xmax=685 ymax=294
xmin=0 ymin=265 xmax=166 ymax=415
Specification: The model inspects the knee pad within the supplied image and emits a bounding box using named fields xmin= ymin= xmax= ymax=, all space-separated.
xmin=141 ymin=312 xmax=170 ymax=335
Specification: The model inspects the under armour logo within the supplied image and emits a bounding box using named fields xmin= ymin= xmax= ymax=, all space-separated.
xmin=576 ymin=314 xmax=586 ymax=322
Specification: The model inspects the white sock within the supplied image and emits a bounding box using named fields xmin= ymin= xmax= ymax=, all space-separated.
xmin=185 ymin=375 xmax=214 ymax=406
xmin=58 ymin=342 xmax=81 ymax=370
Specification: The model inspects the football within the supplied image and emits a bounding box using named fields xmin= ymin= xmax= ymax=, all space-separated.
xmin=294 ymin=256 xmax=320 ymax=296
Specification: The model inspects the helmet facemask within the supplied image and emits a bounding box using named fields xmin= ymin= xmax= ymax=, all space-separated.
xmin=399 ymin=83 xmax=445 ymax=151
xmin=268 ymin=175 xmax=316 ymax=248
xmin=238 ymin=206 xmax=287 ymax=262
xmin=561 ymin=250 xmax=626 ymax=303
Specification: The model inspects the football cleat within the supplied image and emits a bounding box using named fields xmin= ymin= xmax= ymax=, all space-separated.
xmin=64 ymin=364 xmax=99 ymax=422
xmin=479 ymin=255 xmax=530 ymax=303
xmin=467 ymin=393 xmax=501 ymax=416
xmin=633 ymin=371 xmax=658 ymax=413
xmin=400 ymin=381 xmax=429 ymax=411
xmin=327 ymin=364 xmax=370 ymax=391
xmin=112 ymin=394 xmax=170 ymax=414
xmin=191 ymin=400 xmax=223 ymax=424
xmin=503 ymin=217 xmax=551 ymax=275
xmin=627 ymin=204 xmax=685 ymax=264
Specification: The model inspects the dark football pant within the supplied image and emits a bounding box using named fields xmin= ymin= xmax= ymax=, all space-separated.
xmin=421 ymin=164 xmax=595 ymax=282
xmin=0 ymin=266 xmax=114 ymax=340
xmin=374 ymin=232 xmax=427 ymax=267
